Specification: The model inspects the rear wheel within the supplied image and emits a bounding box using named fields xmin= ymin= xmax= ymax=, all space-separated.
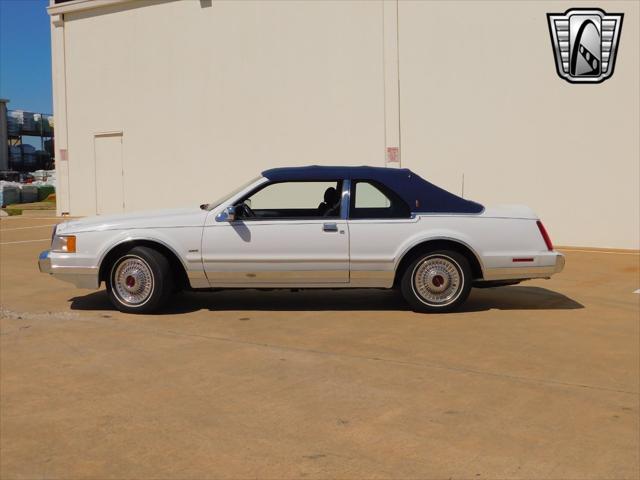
xmin=107 ymin=246 xmax=173 ymax=314
xmin=400 ymin=250 xmax=472 ymax=313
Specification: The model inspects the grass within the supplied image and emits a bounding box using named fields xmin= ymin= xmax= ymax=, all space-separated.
xmin=2 ymin=208 xmax=23 ymax=216
xmin=1 ymin=195 xmax=56 ymax=216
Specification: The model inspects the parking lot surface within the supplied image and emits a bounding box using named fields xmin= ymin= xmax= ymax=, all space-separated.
xmin=1 ymin=216 xmax=639 ymax=479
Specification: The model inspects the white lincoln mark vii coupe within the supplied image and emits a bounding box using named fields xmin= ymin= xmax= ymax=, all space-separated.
xmin=39 ymin=166 xmax=565 ymax=313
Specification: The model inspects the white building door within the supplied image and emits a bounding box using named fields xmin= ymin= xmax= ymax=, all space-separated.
xmin=94 ymin=132 xmax=124 ymax=215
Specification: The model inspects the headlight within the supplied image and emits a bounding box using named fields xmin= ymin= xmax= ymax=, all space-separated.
xmin=52 ymin=235 xmax=76 ymax=253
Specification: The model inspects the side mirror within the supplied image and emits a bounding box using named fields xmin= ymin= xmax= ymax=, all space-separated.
xmin=224 ymin=205 xmax=236 ymax=221
xmin=215 ymin=205 xmax=237 ymax=222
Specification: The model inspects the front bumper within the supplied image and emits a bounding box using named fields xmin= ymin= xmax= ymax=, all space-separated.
xmin=38 ymin=250 xmax=100 ymax=289
xmin=38 ymin=250 xmax=52 ymax=274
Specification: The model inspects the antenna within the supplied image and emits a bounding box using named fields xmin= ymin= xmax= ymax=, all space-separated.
xmin=461 ymin=173 xmax=465 ymax=198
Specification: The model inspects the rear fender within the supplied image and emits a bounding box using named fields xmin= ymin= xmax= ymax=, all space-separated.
xmin=393 ymin=229 xmax=485 ymax=274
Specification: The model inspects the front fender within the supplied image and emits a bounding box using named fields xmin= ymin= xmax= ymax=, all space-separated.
xmin=86 ymin=227 xmax=205 ymax=286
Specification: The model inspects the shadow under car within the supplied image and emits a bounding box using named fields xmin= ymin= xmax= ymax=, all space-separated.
xmin=69 ymin=286 xmax=584 ymax=314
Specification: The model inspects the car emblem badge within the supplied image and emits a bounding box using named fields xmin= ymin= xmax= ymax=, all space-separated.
xmin=547 ymin=8 xmax=623 ymax=83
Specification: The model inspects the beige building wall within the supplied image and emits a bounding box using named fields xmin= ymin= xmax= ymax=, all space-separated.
xmin=55 ymin=0 xmax=386 ymax=214
xmin=398 ymin=0 xmax=639 ymax=249
xmin=49 ymin=0 xmax=639 ymax=249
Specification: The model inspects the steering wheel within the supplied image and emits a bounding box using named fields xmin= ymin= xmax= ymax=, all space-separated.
xmin=237 ymin=202 xmax=256 ymax=218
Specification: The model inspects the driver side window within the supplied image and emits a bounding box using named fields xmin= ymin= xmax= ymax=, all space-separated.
xmin=238 ymin=180 xmax=342 ymax=220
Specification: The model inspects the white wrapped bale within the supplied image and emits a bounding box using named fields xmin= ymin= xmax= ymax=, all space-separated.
xmin=32 ymin=170 xmax=56 ymax=185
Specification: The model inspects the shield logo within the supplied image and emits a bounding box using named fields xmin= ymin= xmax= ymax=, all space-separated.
xmin=547 ymin=8 xmax=623 ymax=84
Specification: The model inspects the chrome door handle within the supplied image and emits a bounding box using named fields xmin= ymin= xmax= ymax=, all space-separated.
xmin=323 ymin=223 xmax=338 ymax=232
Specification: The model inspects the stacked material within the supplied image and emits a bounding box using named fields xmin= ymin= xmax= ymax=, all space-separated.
xmin=0 ymin=181 xmax=20 ymax=207
xmin=22 ymin=112 xmax=36 ymax=133
xmin=44 ymin=138 xmax=54 ymax=156
xmin=0 ymin=180 xmax=55 ymax=207
xmin=32 ymin=114 xmax=54 ymax=135
xmin=35 ymin=150 xmax=52 ymax=169
xmin=21 ymin=145 xmax=37 ymax=170
xmin=32 ymin=169 xmax=57 ymax=200
xmin=45 ymin=115 xmax=54 ymax=134
xmin=6 ymin=111 xmax=22 ymax=135
xmin=8 ymin=146 xmax=21 ymax=165
xmin=8 ymin=145 xmax=39 ymax=168
xmin=36 ymin=184 xmax=55 ymax=201
xmin=32 ymin=170 xmax=56 ymax=184
xmin=5 ymin=111 xmax=54 ymax=137
xmin=35 ymin=114 xmax=55 ymax=135
xmin=33 ymin=113 xmax=43 ymax=133
xmin=19 ymin=185 xmax=38 ymax=203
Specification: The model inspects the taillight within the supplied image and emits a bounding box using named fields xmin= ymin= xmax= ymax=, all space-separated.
xmin=536 ymin=220 xmax=553 ymax=251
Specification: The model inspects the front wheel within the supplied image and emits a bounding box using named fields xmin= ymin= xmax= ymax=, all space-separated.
xmin=107 ymin=246 xmax=173 ymax=314
xmin=400 ymin=250 xmax=472 ymax=313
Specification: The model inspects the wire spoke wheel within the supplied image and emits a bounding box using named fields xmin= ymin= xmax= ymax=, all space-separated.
xmin=112 ymin=256 xmax=155 ymax=306
xmin=412 ymin=255 xmax=463 ymax=306
xmin=106 ymin=246 xmax=174 ymax=314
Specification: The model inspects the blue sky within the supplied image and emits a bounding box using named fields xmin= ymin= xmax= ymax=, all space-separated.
xmin=0 ymin=0 xmax=52 ymax=114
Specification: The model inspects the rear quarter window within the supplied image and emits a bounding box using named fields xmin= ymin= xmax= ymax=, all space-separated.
xmin=350 ymin=180 xmax=410 ymax=219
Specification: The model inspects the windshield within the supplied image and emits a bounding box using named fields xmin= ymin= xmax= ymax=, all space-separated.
xmin=204 ymin=176 xmax=262 ymax=211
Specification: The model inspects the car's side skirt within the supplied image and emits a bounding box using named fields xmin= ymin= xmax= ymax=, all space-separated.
xmin=187 ymin=269 xmax=394 ymax=288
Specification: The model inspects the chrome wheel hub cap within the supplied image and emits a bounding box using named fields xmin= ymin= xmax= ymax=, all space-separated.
xmin=413 ymin=256 xmax=461 ymax=305
xmin=113 ymin=257 xmax=153 ymax=305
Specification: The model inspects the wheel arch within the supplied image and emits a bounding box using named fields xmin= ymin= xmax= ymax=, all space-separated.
xmin=98 ymin=238 xmax=190 ymax=290
xmin=393 ymin=238 xmax=484 ymax=287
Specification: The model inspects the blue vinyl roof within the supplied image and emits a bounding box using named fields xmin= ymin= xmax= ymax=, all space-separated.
xmin=262 ymin=166 xmax=484 ymax=214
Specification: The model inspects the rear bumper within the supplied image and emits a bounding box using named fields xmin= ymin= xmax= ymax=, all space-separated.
xmin=554 ymin=252 xmax=566 ymax=273
xmin=483 ymin=252 xmax=565 ymax=281
xmin=38 ymin=250 xmax=100 ymax=289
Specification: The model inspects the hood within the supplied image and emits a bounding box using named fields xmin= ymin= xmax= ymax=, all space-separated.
xmin=480 ymin=204 xmax=538 ymax=220
xmin=57 ymin=207 xmax=208 ymax=234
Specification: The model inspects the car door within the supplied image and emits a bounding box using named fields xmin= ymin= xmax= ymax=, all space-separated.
xmin=201 ymin=179 xmax=349 ymax=286
xmin=347 ymin=179 xmax=415 ymax=287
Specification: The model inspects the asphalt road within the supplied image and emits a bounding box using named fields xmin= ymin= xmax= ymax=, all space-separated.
xmin=1 ymin=215 xmax=638 ymax=479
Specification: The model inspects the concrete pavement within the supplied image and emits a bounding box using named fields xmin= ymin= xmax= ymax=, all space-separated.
xmin=1 ymin=216 xmax=638 ymax=479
